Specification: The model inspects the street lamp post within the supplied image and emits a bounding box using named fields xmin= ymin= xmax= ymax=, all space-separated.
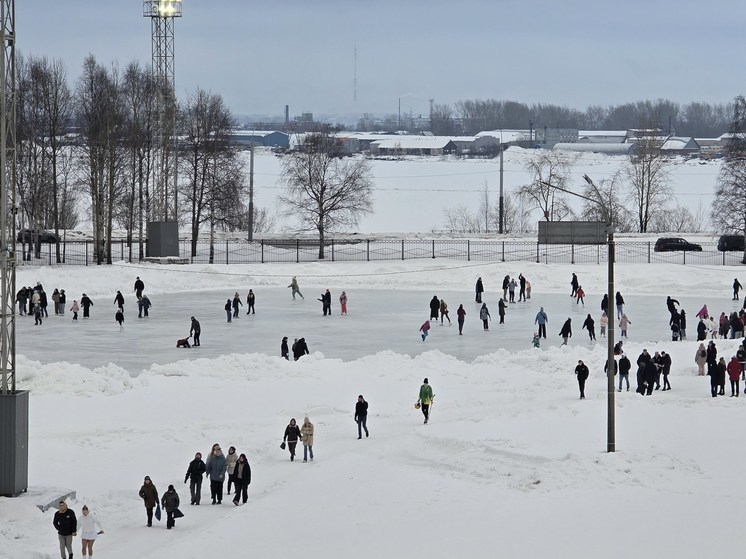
xmin=540 ymin=175 xmax=616 ymax=452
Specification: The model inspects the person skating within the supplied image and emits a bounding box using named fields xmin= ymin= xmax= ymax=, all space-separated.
xmin=728 ymin=356 xmax=741 ymax=396
xmin=184 ymin=451 xmax=206 ymax=505
xmin=479 ymin=302 xmax=491 ymax=331
xmin=224 ymin=299 xmax=232 ymax=322
xmin=232 ymin=454 xmax=251 ymax=505
xmin=138 ymin=294 xmax=152 ymax=318
xmin=532 ymin=332 xmax=540 ymax=348
xmin=339 ymin=290 xmax=347 ymax=315
xmin=418 ymin=378 xmax=434 ymax=424
xmin=508 ymin=277 xmax=517 ymax=303
xmin=52 ymin=500 xmax=77 ymax=559
xmin=680 ymin=309 xmax=688 ymax=339
xmin=318 ymin=289 xmax=332 ymax=316
xmin=34 ymin=302 xmax=43 ymax=325
xmin=582 ymin=313 xmax=596 ymax=341
xmin=301 ymin=416 xmax=314 ymax=462
xmin=666 ymin=296 xmax=680 ymax=319
xmin=615 ymin=291 xmax=624 ymax=320
xmin=281 ymin=336 xmax=289 ymax=360
xmin=619 ymin=313 xmax=631 ymax=338
xmin=457 ymin=304 xmax=466 ymax=335
xmin=498 ymin=298 xmax=506 ymax=324
xmin=419 ymin=319 xmax=431 ymax=341
xmin=439 ymin=299 xmax=451 ymax=325
xmin=58 ymin=289 xmax=66 ymax=316
xmin=225 ymin=446 xmax=238 ymax=495
xmin=559 ymin=318 xmax=572 ymax=346
xmin=575 ymin=285 xmax=585 ymax=306
xmin=535 ymin=307 xmax=548 ymax=339
xmin=475 ymin=276 xmax=484 ymax=303
xmin=138 ymin=476 xmax=159 ymax=527
xmin=78 ymin=504 xmax=103 ymax=559
xmin=247 ymin=289 xmax=256 ymax=314
xmin=70 ymin=300 xmax=79 ymax=321
xmin=518 ymin=273 xmax=527 ymax=302
xmin=114 ymin=290 xmax=125 ymax=312
xmin=575 ymin=360 xmax=589 ymax=399
xmin=161 ymin=485 xmax=180 ymax=529
xmin=134 ymin=276 xmax=145 ymax=299
xmin=52 ymin=288 xmax=60 ymax=315
xmin=696 ymin=304 xmax=709 ymax=321
xmin=355 ymin=395 xmax=369 ymax=439
xmin=283 ymin=418 xmax=302 ymax=461
xmin=670 ymin=310 xmax=681 ymax=341
xmin=190 ymin=316 xmax=201 ymax=346
xmin=601 ymin=293 xmax=608 ymax=315
xmin=502 ymin=275 xmax=510 ymax=301
xmin=429 ymin=295 xmax=440 ymax=321
xmin=618 ymin=353 xmax=631 ymax=391
xmin=570 ymin=273 xmax=579 ymax=298
xmin=115 ymin=309 xmax=124 ymax=331
xmin=734 ymin=278 xmax=742 ymax=301
xmin=288 ymin=276 xmax=304 ymax=300
xmin=232 ymin=292 xmax=243 ymax=318
xmin=80 ymin=293 xmax=93 ymax=318
xmin=293 ymin=337 xmax=309 ymax=360
xmin=600 ymin=311 xmax=608 ymax=337
xmin=205 ymin=444 xmax=227 ymax=504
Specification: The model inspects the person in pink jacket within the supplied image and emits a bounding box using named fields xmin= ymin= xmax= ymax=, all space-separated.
xmin=599 ymin=311 xmax=608 ymax=337
xmin=419 ymin=320 xmax=431 ymax=341
xmin=727 ymin=356 xmax=741 ymax=396
xmin=70 ymin=300 xmax=80 ymax=321
xmin=339 ymin=291 xmax=348 ymax=315
xmin=696 ymin=304 xmax=709 ymax=320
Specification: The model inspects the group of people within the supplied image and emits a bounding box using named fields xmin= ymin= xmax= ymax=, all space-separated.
xmin=282 ymin=417 xmax=315 ymax=461
xmin=694 ymin=338 xmax=746 ymax=397
xmin=16 ymin=283 xmax=70 ymax=325
xmin=52 ymin=500 xmax=103 ymax=559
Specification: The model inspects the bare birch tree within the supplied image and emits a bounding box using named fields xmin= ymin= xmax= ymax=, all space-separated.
xmin=517 ymin=151 xmax=575 ymax=221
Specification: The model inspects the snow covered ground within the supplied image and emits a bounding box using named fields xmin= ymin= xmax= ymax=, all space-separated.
xmin=2 ymin=259 xmax=745 ymax=559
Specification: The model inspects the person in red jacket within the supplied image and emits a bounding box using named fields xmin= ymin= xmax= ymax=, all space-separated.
xmin=727 ymin=355 xmax=742 ymax=397
xmin=456 ymin=304 xmax=466 ymax=335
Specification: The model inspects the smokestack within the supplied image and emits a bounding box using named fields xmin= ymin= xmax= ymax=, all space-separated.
xmin=285 ymin=105 xmax=289 ymax=125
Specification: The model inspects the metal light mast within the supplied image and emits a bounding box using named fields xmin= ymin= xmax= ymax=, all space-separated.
xmin=0 ymin=0 xmax=15 ymax=395
xmin=143 ymin=0 xmax=181 ymax=223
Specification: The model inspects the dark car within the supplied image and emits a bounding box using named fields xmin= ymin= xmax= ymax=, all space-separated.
xmin=717 ymin=234 xmax=745 ymax=252
xmin=654 ymin=237 xmax=703 ymax=252
xmin=16 ymin=229 xmax=60 ymax=243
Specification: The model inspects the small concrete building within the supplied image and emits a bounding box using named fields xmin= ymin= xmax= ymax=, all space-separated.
xmin=228 ymin=130 xmax=290 ymax=148
xmin=370 ymin=136 xmax=460 ymax=156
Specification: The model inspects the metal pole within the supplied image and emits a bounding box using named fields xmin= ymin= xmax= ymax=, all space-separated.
xmin=606 ymin=226 xmax=615 ymax=452
xmin=499 ymin=144 xmax=504 ymax=234
xmin=248 ymin=142 xmax=254 ymax=241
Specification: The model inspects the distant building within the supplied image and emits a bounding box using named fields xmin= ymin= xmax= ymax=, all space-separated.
xmin=659 ymin=137 xmax=701 ymax=156
xmin=577 ymin=130 xmax=629 ymax=143
xmin=228 ymin=130 xmax=290 ymax=148
xmin=553 ymin=142 xmax=638 ymax=155
xmin=370 ymin=136 xmax=460 ymax=156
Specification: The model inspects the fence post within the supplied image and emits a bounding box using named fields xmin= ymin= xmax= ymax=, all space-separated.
xmin=723 ymin=251 xmax=726 ymax=266
xmin=536 ymin=243 xmax=540 ymax=263
xmin=401 ymin=240 xmax=404 ymax=261
xmin=467 ymin=240 xmax=470 ymax=261
xmin=571 ymin=243 xmax=575 ymax=265
xmin=501 ymin=241 xmax=505 ymax=262
xmin=331 ymin=239 xmax=335 ymax=262
xmin=296 ymin=239 xmax=300 ymax=263
xmin=683 ymin=250 xmax=686 ymax=265
xmin=432 ymin=240 xmax=435 ymax=259
xmin=366 ymin=239 xmax=370 ymax=262
xmin=647 ymin=242 xmax=651 ymax=264
xmin=85 ymin=241 xmax=89 ymax=266
xmin=597 ymin=244 xmax=600 ymax=265
xmin=225 ymin=241 xmax=229 ymax=264
xmin=261 ymin=239 xmax=265 ymax=264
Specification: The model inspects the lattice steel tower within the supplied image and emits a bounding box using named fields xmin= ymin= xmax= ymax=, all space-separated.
xmin=0 ymin=0 xmax=15 ymax=396
xmin=143 ymin=0 xmax=181 ymax=222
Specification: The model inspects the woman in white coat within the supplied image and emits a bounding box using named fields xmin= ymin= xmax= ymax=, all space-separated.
xmin=79 ymin=505 xmax=103 ymax=558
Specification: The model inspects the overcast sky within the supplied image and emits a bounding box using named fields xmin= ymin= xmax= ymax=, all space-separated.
xmin=17 ymin=0 xmax=745 ymax=120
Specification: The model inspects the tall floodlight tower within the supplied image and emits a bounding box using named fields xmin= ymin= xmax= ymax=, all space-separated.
xmin=143 ymin=0 xmax=181 ymax=257
xmin=0 ymin=0 xmax=28 ymax=499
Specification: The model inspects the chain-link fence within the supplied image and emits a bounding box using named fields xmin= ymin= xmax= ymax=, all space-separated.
xmin=14 ymin=239 xmax=746 ymax=267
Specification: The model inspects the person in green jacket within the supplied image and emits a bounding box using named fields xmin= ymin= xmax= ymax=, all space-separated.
xmin=418 ymin=378 xmax=434 ymax=424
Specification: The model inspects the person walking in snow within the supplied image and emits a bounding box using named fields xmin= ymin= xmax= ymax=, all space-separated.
xmin=696 ymin=318 xmax=707 ymax=341
xmin=134 ymin=276 xmax=145 ymax=299
xmin=457 ymin=304 xmax=466 ymax=335
xmin=205 ymin=444 xmax=227 ymax=504
xmin=232 ymin=453 xmax=251 ymax=505
xmin=138 ymin=476 xmax=159 ymax=527
xmin=114 ymin=290 xmax=125 ymax=312
xmin=475 ymin=276 xmax=484 ymax=303
xmin=419 ymin=319 xmax=431 ymax=341
xmin=680 ymin=309 xmax=688 ymax=340
xmin=232 ymin=292 xmax=243 ymax=318
xmin=439 ymin=299 xmax=451 ymax=325
xmin=429 ymin=295 xmax=440 ymax=321
xmin=582 ymin=313 xmax=596 ymax=341
xmin=70 ymin=300 xmax=79 ymax=321
xmin=53 ymin=500 xmax=77 ymax=559
xmin=575 ymin=360 xmax=589 ymax=399
xmin=618 ymin=353 xmax=631 ymax=391
xmin=508 ymin=277 xmax=517 ymax=303
xmin=293 ymin=337 xmax=309 ymax=360
xmin=301 ymin=416 xmax=314 ymax=462
xmin=695 ymin=343 xmax=707 ymax=375
xmin=225 ymin=446 xmax=238 ymax=495
xmin=283 ymin=418 xmax=302 ymax=461
xmin=115 ymin=309 xmax=124 ymax=331
xmin=247 ymin=289 xmax=256 ymax=314
xmin=184 ymin=451 xmax=206 ymax=505
xmin=728 ymin=356 xmax=741 ymax=396
xmin=418 ymin=378 xmax=434 ymax=424
xmin=190 ymin=316 xmax=201 ymax=346
xmin=600 ymin=311 xmax=608 ymax=337
xmin=80 ymin=293 xmax=93 ymax=318
xmin=615 ymin=291 xmax=625 ymax=320
xmin=479 ymin=302 xmax=491 ymax=331
xmin=696 ymin=304 xmax=709 ymax=320
xmin=339 ymin=290 xmax=348 ymax=315
xmin=619 ymin=313 xmax=631 ymax=338
xmin=498 ymin=298 xmax=507 ymax=324
xmin=79 ymin=504 xmax=103 ymax=558
xmin=535 ymin=307 xmax=548 ymax=339
xmin=559 ymin=318 xmax=572 ymax=346
xmin=288 ymin=276 xmax=304 ymax=300
xmin=734 ymin=279 xmax=742 ymax=301
xmin=570 ymin=273 xmax=579 ymax=298
xmin=355 ymin=395 xmax=369 ymax=439
xmin=161 ymin=485 xmax=180 ymax=529
xmin=518 ymin=273 xmax=527 ymax=302
xmin=281 ymin=336 xmax=289 ymax=360
xmin=601 ymin=293 xmax=609 ymax=315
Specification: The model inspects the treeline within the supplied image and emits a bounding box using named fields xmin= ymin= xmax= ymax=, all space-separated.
xmin=358 ymin=98 xmax=734 ymax=138
xmin=17 ymin=53 xmax=271 ymax=265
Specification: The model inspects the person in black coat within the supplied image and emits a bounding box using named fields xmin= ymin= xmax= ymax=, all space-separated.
xmin=39 ymin=288 xmax=48 ymax=317
xmin=247 ymin=289 xmax=256 ymax=314
xmin=232 ymin=293 xmax=243 ymax=317
xmin=661 ymin=351 xmax=672 ymax=390
xmin=734 ymin=278 xmax=742 ymax=301
xmin=518 ymin=273 xmax=527 ymax=302
xmin=475 ymin=277 xmax=484 ymax=303
xmin=582 ymin=314 xmax=596 ymax=341
xmin=636 ymin=349 xmax=651 ymax=394
xmin=293 ymin=337 xmax=309 ymax=361
xmin=575 ymin=360 xmax=589 ymax=399
xmin=281 ymin=336 xmax=289 ymax=360
xmin=184 ymin=452 xmax=206 ymax=505
xmin=355 ymin=394 xmax=369 ymax=439
xmin=644 ymin=360 xmax=658 ymax=395
xmin=161 ymin=485 xmax=180 ymax=529
xmin=318 ymin=289 xmax=332 ymax=316
xmin=429 ymin=296 xmax=440 ymax=321
xmin=615 ymin=291 xmax=624 ymax=320
xmin=134 ymin=276 xmax=145 ymax=299
xmin=58 ymin=289 xmax=66 ymax=316
xmin=696 ymin=319 xmax=707 ymax=341
xmin=80 ymin=294 xmax=93 ymax=318
xmin=114 ymin=290 xmax=125 ymax=312
xmin=502 ymin=275 xmax=510 ymax=301
xmin=190 ymin=316 xmax=201 ymax=346
xmin=666 ymin=296 xmax=679 ymax=318
xmin=232 ymin=454 xmax=251 ymax=505
xmin=53 ymin=500 xmax=77 ymax=559
xmin=618 ymin=354 xmax=631 ymax=391
xmin=498 ymin=298 xmax=506 ymax=324
xmin=559 ymin=318 xmax=572 ymax=345
xmin=601 ymin=294 xmax=609 ymax=314
xmin=283 ymin=418 xmax=302 ymax=461
xmin=115 ymin=309 xmax=124 ymax=331
xmin=570 ymin=273 xmax=579 ymax=297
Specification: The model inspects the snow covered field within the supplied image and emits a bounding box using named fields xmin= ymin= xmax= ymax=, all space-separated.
xmin=2 ymin=258 xmax=745 ymax=559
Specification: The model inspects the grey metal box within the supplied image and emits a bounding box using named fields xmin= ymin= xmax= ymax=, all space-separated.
xmin=0 ymin=390 xmax=29 ymax=497
xmin=146 ymin=221 xmax=180 ymax=257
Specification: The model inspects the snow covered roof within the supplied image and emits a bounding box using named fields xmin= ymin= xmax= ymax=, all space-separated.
xmin=553 ymin=142 xmax=637 ymax=154
xmin=578 ymin=130 xmax=628 ymax=137
xmin=476 ymin=129 xmax=529 ymax=143
xmin=372 ymin=136 xmax=461 ymax=150
xmin=230 ymin=130 xmax=287 ymax=137
xmin=659 ymin=137 xmax=700 ymax=151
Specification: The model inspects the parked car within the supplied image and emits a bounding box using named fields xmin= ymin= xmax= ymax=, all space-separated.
xmin=654 ymin=237 xmax=703 ymax=252
xmin=16 ymin=229 xmax=60 ymax=243
xmin=717 ymin=234 xmax=745 ymax=252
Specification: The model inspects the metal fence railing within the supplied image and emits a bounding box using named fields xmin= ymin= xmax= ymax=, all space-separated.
xmin=13 ymin=239 xmax=746 ymax=267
